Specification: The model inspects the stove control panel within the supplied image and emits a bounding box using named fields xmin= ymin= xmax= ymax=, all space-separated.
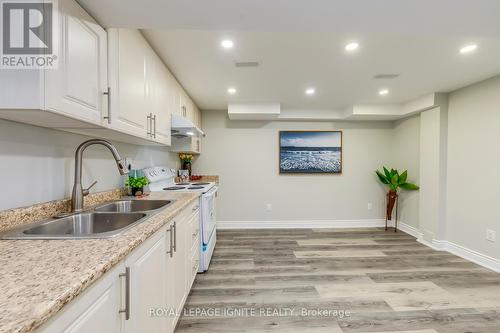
xmin=142 ymin=166 xmax=176 ymax=182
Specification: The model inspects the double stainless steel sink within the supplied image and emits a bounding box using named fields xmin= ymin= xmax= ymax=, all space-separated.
xmin=1 ymin=199 xmax=174 ymax=239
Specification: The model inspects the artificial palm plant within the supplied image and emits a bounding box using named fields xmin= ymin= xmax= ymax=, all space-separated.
xmin=376 ymin=167 xmax=419 ymax=222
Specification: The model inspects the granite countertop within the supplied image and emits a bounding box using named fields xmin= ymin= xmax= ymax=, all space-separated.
xmin=0 ymin=191 xmax=200 ymax=333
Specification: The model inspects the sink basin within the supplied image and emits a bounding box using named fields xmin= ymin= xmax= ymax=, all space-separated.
xmin=1 ymin=212 xmax=147 ymax=239
xmin=94 ymin=200 xmax=173 ymax=213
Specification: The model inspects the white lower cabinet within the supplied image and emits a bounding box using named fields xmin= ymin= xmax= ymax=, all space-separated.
xmin=37 ymin=204 xmax=200 ymax=333
xmin=124 ymin=228 xmax=167 ymax=333
xmin=38 ymin=262 xmax=124 ymax=333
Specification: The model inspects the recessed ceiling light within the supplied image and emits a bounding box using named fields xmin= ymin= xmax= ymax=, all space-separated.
xmin=221 ymin=39 xmax=234 ymax=49
xmin=378 ymin=89 xmax=389 ymax=96
xmin=227 ymin=87 xmax=237 ymax=94
xmin=305 ymin=88 xmax=315 ymax=95
xmin=345 ymin=42 xmax=359 ymax=52
xmin=459 ymin=44 xmax=478 ymax=54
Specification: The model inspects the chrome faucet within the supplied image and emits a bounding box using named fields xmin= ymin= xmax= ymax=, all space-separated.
xmin=71 ymin=139 xmax=128 ymax=212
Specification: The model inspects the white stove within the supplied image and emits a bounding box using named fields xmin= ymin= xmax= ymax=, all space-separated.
xmin=143 ymin=166 xmax=217 ymax=272
xmin=143 ymin=167 xmax=215 ymax=193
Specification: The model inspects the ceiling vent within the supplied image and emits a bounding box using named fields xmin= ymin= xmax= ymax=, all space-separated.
xmin=235 ymin=61 xmax=260 ymax=68
xmin=373 ymin=74 xmax=400 ymax=79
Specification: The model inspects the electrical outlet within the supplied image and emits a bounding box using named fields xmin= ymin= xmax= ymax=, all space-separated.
xmin=367 ymin=203 xmax=373 ymax=211
xmin=266 ymin=204 xmax=272 ymax=212
xmin=486 ymin=229 xmax=496 ymax=242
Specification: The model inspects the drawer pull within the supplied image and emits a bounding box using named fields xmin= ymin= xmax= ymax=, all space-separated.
xmin=166 ymin=225 xmax=174 ymax=257
xmin=119 ymin=267 xmax=130 ymax=320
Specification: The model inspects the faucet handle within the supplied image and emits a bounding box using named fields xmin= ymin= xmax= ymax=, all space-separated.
xmin=82 ymin=180 xmax=98 ymax=196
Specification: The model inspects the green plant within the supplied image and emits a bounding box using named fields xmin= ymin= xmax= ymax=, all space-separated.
xmin=125 ymin=176 xmax=149 ymax=188
xmin=375 ymin=167 xmax=419 ymax=191
xmin=179 ymin=153 xmax=194 ymax=163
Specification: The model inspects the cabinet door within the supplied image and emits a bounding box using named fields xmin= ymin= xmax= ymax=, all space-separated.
xmin=170 ymin=80 xmax=182 ymax=118
xmin=108 ymin=29 xmax=149 ymax=138
xmin=45 ymin=0 xmax=107 ymax=125
xmin=170 ymin=220 xmax=187 ymax=320
xmin=147 ymin=50 xmax=171 ymax=145
xmin=164 ymin=224 xmax=176 ymax=332
xmin=38 ymin=263 xmax=124 ymax=333
xmin=193 ymin=105 xmax=202 ymax=129
xmin=125 ymin=230 xmax=167 ymax=333
xmin=186 ymin=212 xmax=200 ymax=290
xmin=179 ymin=90 xmax=190 ymax=119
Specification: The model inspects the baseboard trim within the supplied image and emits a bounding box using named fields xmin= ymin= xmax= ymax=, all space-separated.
xmin=396 ymin=221 xmax=422 ymax=239
xmin=217 ymin=219 xmax=388 ymax=229
xmin=429 ymin=239 xmax=500 ymax=273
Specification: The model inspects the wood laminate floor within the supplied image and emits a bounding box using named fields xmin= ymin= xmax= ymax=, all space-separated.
xmin=176 ymin=228 xmax=500 ymax=333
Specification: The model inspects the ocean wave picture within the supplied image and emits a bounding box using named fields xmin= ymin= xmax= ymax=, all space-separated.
xmin=279 ymin=131 xmax=342 ymax=174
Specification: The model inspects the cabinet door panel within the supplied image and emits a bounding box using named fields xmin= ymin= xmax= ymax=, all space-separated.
xmin=38 ymin=264 xmax=124 ymax=333
xmin=147 ymin=50 xmax=171 ymax=145
xmin=108 ymin=29 xmax=148 ymax=137
xmin=60 ymin=286 xmax=121 ymax=333
xmin=125 ymin=231 xmax=167 ymax=333
xmin=45 ymin=0 xmax=107 ymax=124
xmin=65 ymin=17 xmax=99 ymax=110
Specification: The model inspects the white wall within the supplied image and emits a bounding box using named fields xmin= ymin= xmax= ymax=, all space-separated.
xmin=419 ymin=107 xmax=445 ymax=241
xmin=0 ymin=119 xmax=178 ymax=211
xmin=391 ymin=115 xmax=420 ymax=228
xmin=446 ymin=75 xmax=500 ymax=260
xmin=194 ymin=110 xmax=393 ymax=223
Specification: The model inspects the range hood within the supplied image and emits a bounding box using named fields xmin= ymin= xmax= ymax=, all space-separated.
xmin=171 ymin=114 xmax=204 ymax=138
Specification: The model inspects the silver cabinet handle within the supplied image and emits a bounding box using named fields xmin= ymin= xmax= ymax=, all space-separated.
xmin=119 ymin=267 xmax=130 ymax=320
xmin=173 ymin=221 xmax=177 ymax=252
xmin=166 ymin=225 xmax=174 ymax=258
xmin=103 ymin=87 xmax=111 ymax=124
xmin=152 ymin=114 xmax=156 ymax=138
xmin=146 ymin=113 xmax=151 ymax=136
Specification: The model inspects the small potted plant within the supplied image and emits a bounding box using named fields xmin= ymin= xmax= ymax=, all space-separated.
xmin=376 ymin=167 xmax=419 ymax=231
xmin=179 ymin=153 xmax=194 ymax=176
xmin=125 ymin=174 xmax=150 ymax=196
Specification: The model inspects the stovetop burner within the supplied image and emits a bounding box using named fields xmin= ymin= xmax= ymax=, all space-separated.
xmin=164 ymin=186 xmax=186 ymax=190
xmin=192 ymin=182 xmax=210 ymax=185
xmin=187 ymin=186 xmax=204 ymax=190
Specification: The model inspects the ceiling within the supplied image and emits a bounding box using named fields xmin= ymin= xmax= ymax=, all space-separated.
xmin=79 ymin=0 xmax=500 ymax=112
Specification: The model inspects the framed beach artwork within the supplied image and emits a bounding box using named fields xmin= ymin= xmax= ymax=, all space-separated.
xmin=279 ymin=131 xmax=342 ymax=174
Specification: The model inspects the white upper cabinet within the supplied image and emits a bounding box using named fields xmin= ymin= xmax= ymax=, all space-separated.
xmin=44 ymin=0 xmax=107 ymax=124
xmin=107 ymin=29 xmax=149 ymax=138
xmin=178 ymin=88 xmax=202 ymax=129
xmin=0 ymin=4 xmax=200 ymax=147
xmin=146 ymin=46 xmax=172 ymax=145
xmin=0 ymin=0 xmax=108 ymax=127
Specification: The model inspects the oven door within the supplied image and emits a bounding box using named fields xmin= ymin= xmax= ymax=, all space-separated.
xmin=201 ymin=186 xmax=218 ymax=246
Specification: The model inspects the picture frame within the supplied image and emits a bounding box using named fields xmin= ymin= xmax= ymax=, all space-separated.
xmin=279 ymin=131 xmax=343 ymax=174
